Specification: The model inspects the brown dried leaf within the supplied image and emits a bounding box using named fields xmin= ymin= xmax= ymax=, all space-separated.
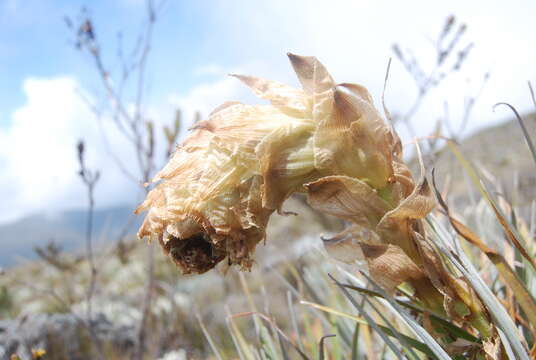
xmin=322 ymin=224 xmax=380 ymax=264
xmin=376 ymin=177 xmax=435 ymax=245
xmin=305 ymin=176 xmax=391 ymax=228
xmin=359 ymin=242 xmax=425 ymax=293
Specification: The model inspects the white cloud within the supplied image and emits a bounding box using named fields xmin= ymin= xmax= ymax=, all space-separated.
xmin=193 ymin=64 xmax=225 ymax=77
xmin=167 ymin=66 xmax=264 ymax=129
xmin=0 ymin=77 xmax=140 ymax=224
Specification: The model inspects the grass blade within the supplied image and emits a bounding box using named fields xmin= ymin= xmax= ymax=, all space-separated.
xmin=447 ymin=141 xmax=536 ymax=270
xmin=232 ymin=311 xmax=311 ymax=360
xmin=278 ymin=331 xmax=291 ymax=360
xmin=341 ymin=283 xmax=480 ymax=343
xmin=328 ymin=274 xmax=413 ymax=360
xmin=225 ymin=305 xmax=259 ymax=360
xmin=361 ymin=291 xmax=421 ymax=360
xmin=302 ymin=300 xmax=439 ymax=358
xmin=318 ymin=334 xmax=336 ymax=360
xmin=359 ymin=272 xmax=453 ymax=360
xmin=195 ymin=310 xmax=224 ymax=360
xmin=287 ymin=291 xmax=305 ymax=352
xmin=432 ymin=170 xmax=536 ymax=329
xmin=493 ymin=102 xmax=536 ymax=169
xmin=351 ymin=323 xmax=360 ymax=360
xmin=430 ymin=236 xmax=531 ymax=360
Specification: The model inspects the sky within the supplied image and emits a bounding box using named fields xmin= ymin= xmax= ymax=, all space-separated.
xmin=1 ymin=0 xmax=535 ymax=224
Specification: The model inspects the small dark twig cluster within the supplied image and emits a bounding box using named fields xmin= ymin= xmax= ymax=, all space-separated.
xmin=33 ymin=240 xmax=75 ymax=271
xmin=392 ymin=15 xmax=486 ymax=141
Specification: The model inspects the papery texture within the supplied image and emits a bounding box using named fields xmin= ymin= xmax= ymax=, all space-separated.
xmin=136 ymin=54 xmax=427 ymax=279
xmin=135 ymin=53 xmax=498 ymax=343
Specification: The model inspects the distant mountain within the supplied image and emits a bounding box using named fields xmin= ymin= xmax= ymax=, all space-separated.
xmin=0 ymin=205 xmax=142 ymax=267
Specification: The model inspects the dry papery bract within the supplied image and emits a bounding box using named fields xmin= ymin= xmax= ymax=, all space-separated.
xmin=137 ymin=53 xmax=405 ymax=273
xmin=136 ymin=53 xmax=493 ymax=340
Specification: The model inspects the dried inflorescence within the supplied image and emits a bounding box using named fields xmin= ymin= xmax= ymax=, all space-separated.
xmin=136 ymin=53 xmax=494 ymax=341
xmin=136 ymin=53 xmax=428 ymax=276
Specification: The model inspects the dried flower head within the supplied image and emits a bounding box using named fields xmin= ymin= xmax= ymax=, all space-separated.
xmin=136 ymin=53 xmax=496 ymax=341
xmin=136 ymin=53 xmax=425 ymax=276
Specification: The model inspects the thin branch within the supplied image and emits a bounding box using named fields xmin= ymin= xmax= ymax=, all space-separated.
xmin=76 ymin=140 xmax=105 ymax=360
xmin=457 ymin=72 xmax=490 ymax=137
xmin=76 ymin=88 xmax=139 ymax=183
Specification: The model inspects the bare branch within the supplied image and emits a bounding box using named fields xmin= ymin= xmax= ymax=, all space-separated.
xmin=456 ymin=71 xmax=489 ymax=137
xmin=76 ymin=140 xmax=105 ymax=360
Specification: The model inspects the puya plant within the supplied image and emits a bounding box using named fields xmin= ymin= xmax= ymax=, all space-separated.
xmin=135 ymin=54 xmax=534 ymax=358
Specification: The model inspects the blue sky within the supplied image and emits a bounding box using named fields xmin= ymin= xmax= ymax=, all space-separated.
xmin=1 ymin=0 xmax=536 ymax=223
